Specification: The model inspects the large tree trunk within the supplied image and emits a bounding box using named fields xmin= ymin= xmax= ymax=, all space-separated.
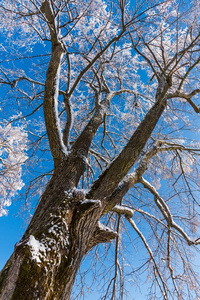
xmin=0 ymin=166 xmax=116 ymax=300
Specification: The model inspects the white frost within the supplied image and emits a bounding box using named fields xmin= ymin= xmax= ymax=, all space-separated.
xmin=98 ymin=221 xmax=116 ymax=233
xmin=113 ymin=205 xmax=135 ymax=216
xmin=0 ymin=122 xmax=28 ymax=217
xmin=81 ymin=199 xmax=101 ymax=206
xmin=27 ymin=235 xmax=46 ymax=264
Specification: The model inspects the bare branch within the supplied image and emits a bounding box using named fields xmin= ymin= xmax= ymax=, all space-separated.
xmin=112 ymin=205 xmax=168 ymax=299
xmin=140 ymin=177 xmax=200 ymax=246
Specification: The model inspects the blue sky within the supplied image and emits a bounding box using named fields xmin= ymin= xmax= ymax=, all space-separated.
xmin=0 ymin=200 xmax=25 ymax=269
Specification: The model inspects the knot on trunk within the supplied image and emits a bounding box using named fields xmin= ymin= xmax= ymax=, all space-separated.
xmin=77 ymin=199 xmax=101 ymax=218
xmin=87 ymin=222 xmax=118 ymax=251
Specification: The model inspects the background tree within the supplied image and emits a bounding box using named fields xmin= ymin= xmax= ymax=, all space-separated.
xmin=0 ymin=0 xmax=200 ymax=299
xmin=0 ymin=121 xmax=28 ymax=216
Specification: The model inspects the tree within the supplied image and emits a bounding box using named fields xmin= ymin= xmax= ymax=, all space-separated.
xmin=0 ymin=0 xmax=200 ymax=299
xmin=0 ymin=121 xmax=28 ymax=216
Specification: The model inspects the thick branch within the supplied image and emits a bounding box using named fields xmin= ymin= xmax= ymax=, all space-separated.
xmin=102 ymin=142 xmax=160 ymax=212
xmin=42 ymin=1 xmax=66 ymax=168
xmin=167 ymin=90 xmax=200 ymax=113
xmin=112 ymin=205 xmax=135 ymax=218
xmin=88 ymin=94 xmax=167 ymax=201
xmin=40 ymin=0 xmax=59 ymax=45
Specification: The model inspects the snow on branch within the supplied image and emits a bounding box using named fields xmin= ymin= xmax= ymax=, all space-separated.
xmin=88 ymin=221 xmax=118 ymax=250
xmin=167 ymin=90 xmax=200 ymax=113
xmin=112 ymin=205 xmax=135 ymax=218
xmin=42 ymin=0 xmax=67 ymax=168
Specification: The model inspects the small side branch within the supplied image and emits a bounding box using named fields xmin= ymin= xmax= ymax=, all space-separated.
xmin=111 ymin=215 xmax=121 ymax=300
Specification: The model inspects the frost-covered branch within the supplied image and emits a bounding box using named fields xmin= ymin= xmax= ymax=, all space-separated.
xmin=42 ymin=0 xmax=66 ymax=168
xmin=67 ymin=30 xmax=125 ymax=98
xmin=11 ymin=76 xmax=45 ymax=88
xmin=140 ymin=177 xmax=200 ymax=246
